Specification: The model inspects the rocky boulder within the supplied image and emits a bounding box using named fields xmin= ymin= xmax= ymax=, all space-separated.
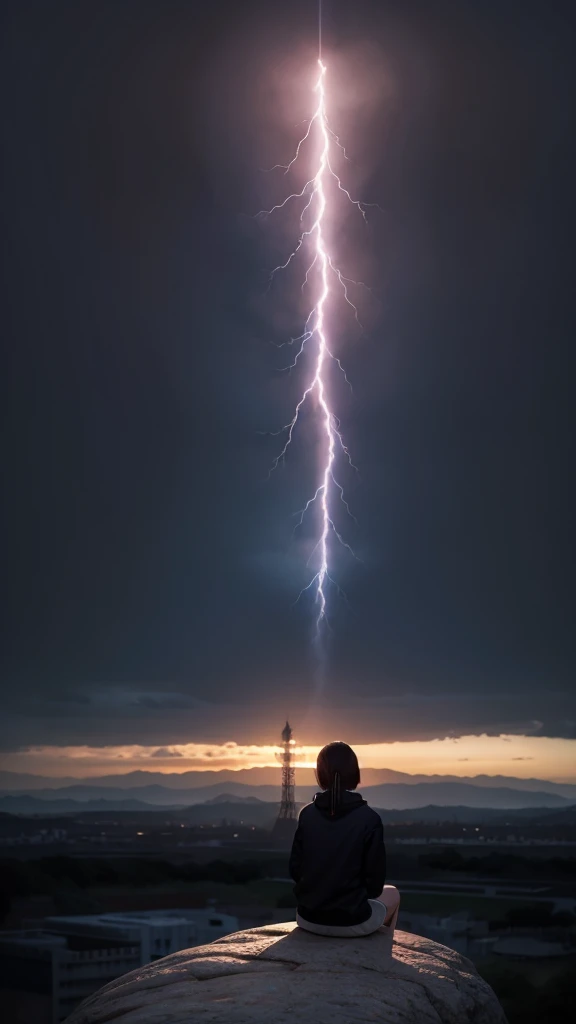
xmin=65 ymin=922 xmax=507 ymax=1024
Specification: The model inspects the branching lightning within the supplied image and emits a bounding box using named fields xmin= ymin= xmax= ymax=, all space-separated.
xmin=259 ymin=25 xmax=375 ymax=642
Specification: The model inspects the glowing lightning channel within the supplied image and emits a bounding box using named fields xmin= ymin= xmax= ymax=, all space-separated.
xmin=261 ymin=57 xmax=373 ymax=640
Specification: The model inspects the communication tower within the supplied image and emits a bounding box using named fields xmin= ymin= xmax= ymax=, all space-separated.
xmin=272 ymin=720 xmax=298 ymax=842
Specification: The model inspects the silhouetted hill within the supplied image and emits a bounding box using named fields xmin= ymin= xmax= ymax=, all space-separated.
xmin=524 ymin=804 xmax=576 ymax=826
xmin=359 ymin=782 xmax=573 ymax=810
xmin=1 ymin=799 xmax=573 ymax=829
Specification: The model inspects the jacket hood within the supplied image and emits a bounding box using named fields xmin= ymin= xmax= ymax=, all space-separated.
xmin=313 ymin=789 xmax=367 ymax=819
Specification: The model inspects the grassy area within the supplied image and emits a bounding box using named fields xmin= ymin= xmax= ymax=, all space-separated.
xmin=84 ymin=881 xmax=549 ymax=918
xmin=86 ymin=878 xmax=294 ymax=909
xmin=399 ymin=891 xmax=550 ymax=921
xmin=85 ymin=883 xmax=549 ymax=919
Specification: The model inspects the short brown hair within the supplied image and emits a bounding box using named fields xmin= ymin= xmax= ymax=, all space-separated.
xmin=316 ymin=741 xmax=361 ymax=791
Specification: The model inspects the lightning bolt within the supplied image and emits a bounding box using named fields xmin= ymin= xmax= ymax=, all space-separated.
xmin=260 ymin=36 xmax=374 ymax=641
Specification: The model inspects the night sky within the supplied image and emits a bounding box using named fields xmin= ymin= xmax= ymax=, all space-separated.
xmin=1 ymin=0 xmax=575 ymax=756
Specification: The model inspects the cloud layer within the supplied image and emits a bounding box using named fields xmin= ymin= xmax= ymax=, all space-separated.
xmin=1 ymin=682 xmax=574 ymax=757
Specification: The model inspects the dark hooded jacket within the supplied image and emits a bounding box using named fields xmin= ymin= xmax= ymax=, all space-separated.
xmin=288 ymin=790 xmax=386 ymax=926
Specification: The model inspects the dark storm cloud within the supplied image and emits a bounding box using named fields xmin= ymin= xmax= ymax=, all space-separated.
xmin=0 ymin=681 xmax=573 ymax=752
xmin=1 ymin=0 xmax=575 ymax=752
xmin=531 ymin=720 xmax=576 ymax=741
xmin=133 ymin=693 xmax=209 ymax=711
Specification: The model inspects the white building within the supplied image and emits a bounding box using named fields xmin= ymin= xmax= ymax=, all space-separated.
xmin=0 ymin=908 xmax=238 ymax=1023
xmin=43 ymin=908 xmax=238 ymax=965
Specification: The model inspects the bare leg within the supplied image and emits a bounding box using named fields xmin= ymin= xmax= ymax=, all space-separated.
xmin=376 ymin=884 xmax=400 ymax=930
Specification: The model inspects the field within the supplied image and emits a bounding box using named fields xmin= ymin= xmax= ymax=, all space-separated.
xmin=399 ymin=891 xmax=549 ymax=920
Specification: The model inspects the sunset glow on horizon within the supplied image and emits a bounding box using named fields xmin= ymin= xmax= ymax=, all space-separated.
xmin=2 ymin=734 xmax=574 ymax=782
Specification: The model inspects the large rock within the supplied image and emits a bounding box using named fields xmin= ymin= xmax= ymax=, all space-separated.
xmin=65 ymin=922 xmax=507 ymax=1024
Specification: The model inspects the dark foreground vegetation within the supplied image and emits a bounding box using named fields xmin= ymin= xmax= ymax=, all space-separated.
xmin=0 ymin=855 xmax=272 ymax=921
xmin=478 ymin=961 xmax=576 ymax=1024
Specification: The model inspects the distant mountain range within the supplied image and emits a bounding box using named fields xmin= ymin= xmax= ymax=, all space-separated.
xmin=1 ymin=766 xmax=575 ymax=798
xmin=0 ymin=794 xmax=170 ymax=814
xmin=0 ymin=779 xmax=573 ymax=815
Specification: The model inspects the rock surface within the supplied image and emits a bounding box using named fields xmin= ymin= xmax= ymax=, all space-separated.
xmin=65 ymin=922 xmax=508 ymax=1024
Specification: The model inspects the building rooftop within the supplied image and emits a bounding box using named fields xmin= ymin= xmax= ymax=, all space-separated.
xmin=44 ymin=908 xmax=236 ymax=928
xmin=0 ymin=929 xmax=67 ymax=948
